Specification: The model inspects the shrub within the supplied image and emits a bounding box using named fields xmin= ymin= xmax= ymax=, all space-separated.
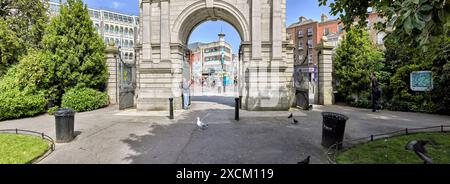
xmin=333 ymin=28 xmax=385 ymax=105
xmin=0 ymin=51 xmax=48 ymax=120
xmin=61 ymin=88 xmax=109 ymax=112
xmin=42 ymin=0 xmax=108 ymax=104
xmin=0 ymin=89 xmax=47 ymax=121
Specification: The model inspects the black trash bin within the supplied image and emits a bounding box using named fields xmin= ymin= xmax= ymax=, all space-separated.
xmin=54 ymin=108 xmax=75 ymax=143
xmin=321 ymin=112 xmax=348 ymax=149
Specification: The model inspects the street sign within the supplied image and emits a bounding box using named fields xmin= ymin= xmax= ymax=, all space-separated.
xmin=410 ymin=71 xmax=433 ymax=91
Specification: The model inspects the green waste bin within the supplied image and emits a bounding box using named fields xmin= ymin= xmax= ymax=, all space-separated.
xmin=321 ymin=112 xmax=348 ymax=149
xmin=54 ymin=108 xmax=75 ymax=143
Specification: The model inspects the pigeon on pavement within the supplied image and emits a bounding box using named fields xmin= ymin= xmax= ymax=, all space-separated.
xmin=288 ymin=113 xmax=293 ymax=119
xmin=196 ymin=117 xmax=208 ymax=130
xmin=297 ymin=156 xmax=310 ymax=164
xmin=293 ymin=118 xmax=299 ymax=124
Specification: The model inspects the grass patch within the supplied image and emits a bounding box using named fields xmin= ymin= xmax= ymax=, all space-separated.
xmin=0 ymin=134 xmax=50 ymax=164
xmin=336 ymin=132 xmax=450 ymax=164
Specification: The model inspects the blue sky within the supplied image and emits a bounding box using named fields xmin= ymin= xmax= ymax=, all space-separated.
xmin=80 ymin=0 xmax=337 ymax=54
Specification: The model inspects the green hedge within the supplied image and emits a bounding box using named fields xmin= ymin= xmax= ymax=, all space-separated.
xmin=61 ymin=88 xmax=109 ymax=112
xmin=0 ymin=89 xmax=47 ymax=121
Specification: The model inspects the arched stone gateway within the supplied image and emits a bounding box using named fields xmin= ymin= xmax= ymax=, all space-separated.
xmin=135 ymin=0 xmax=294 ymax=111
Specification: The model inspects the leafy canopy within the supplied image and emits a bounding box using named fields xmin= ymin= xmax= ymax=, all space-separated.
xmin=0 ymin=0 xmax=48 ymax=75
xmin=42 ymin=0 xmax=107 ymax=103
xmin=334 ymin=28 xmax=385 ymax=103
xmin=319 ymin=0 xmax=450 ymax=49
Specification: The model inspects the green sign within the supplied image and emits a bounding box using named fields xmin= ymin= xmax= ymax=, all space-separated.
xmin=410 ymin=71 xmax=433 ymax=91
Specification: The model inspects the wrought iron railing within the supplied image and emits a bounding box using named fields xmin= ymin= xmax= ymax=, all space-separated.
xmin=326 ymin=125 xmax=450 ymax=164
xmin=0 ymin=129 xmax=56 ymax=164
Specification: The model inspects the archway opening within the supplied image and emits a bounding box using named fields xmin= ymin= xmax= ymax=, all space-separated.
xmin=182 ymin=20 xmax=242 ymax=108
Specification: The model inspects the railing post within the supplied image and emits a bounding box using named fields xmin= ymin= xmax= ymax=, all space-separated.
xmin=406 ymin=128 xmax=408 ymax=135
xmin=169 ymin=98 xmax=174 ymax=120
xmin=441 ymin=125 xmax=444 ymax=132
xmin=15 ymin=128 xmax=18 ymax=134
xmin=239 ymin=96 xmax=242 ymax=109
xmin=235 ymin=98 xmax=240 ymax=121
xmin=370 ymin=135 xmax=374 ymax=142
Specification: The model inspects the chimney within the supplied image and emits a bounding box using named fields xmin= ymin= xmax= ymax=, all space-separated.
xmin=299 ymin=16 xmax=307 ymax=23
xmin=321 ymin=14 xmax=328 ymax=22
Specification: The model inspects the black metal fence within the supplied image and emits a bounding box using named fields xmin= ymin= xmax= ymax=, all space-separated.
xmin=327 ymin=125 xmax=450 ymax=164
xmin=0 ymin=129 xmax=56 ymax=163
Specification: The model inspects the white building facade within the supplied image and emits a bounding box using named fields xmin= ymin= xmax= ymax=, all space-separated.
xmin=48 ymin=1 xmax=139 ymax=63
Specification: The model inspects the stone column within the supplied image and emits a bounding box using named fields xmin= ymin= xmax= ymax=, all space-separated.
xmin=251 ymin=0 xmax=261 ymax=59
xmin=160 ymin=0 xmax=170 ymax=63
xmin=316 ymin=37 xmax=334 ymax=105
xmin=141 ymin=0 xmax=152 ymax=62
xmin=105 ymin=44 xmax=119 ymax=105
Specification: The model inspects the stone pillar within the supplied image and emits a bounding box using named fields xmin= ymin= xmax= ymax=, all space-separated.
xmin=316 ymin=37 xmax=334 ymax=105
xmin=105 ymin=44 xmax=119 ymax=105
xmin=141 ymin=0 xmax=152 ymax=62
xmin=251 ymin=0 xmax=261 ymax=59
xmin=160 ymin=0 xmax=170 ymax=62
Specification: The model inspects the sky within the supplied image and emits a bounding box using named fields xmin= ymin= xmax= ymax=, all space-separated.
xmin=79 ymin=0 xmax=338 ymax=54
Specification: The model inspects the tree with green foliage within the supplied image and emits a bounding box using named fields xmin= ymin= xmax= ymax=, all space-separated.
xmin=0 ymin=50 xmax=48 ymax=120
xmin=0 ymin=0 xmax=48 ymax=75
xmin=430 ymin=36 xmax=450 ymax=114
xmin=42 ymin=0 xmax=107 ymax=104
xmin=334 ymin=28 xmax=386 ymax=107
xmin=319 ymin=0 xmax=450 ymax=49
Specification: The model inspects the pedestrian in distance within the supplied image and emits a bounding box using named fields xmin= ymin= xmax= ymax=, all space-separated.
xmin=371 ymin=72 xmax=381 ymax=112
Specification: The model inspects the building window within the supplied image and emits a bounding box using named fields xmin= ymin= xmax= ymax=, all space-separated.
xmin=338 ymin=25 xmax=344 ymax=33
xmin=105 ymin=37 xmax=109 ymax=45
xmin=298 ymin=30 xmax=304 ymax=37
xmin=307 ymin=37 xmax=313 ymax=48
xmin=308 ymin=54 xmax=313 ymax=64
xmin=130 ymin=28 xmax=134 ymax=36
xmin=105 ymin=24 xmax=109 ymax=32
xmin=324 ymin=28 xmax=330 ymax=36
xmin=124 ymin=40 xmax=129 ymax=48
xmin=125 ymin=28 xmax=128 ymax=35
xmin=366 ymin=20 xmax=372 ymax=30
xmin=297 ymin=40 xmax=303 ymax=49
xmin=115 ymin=26 xmax=119 ymax=34
xmin=130 ymin=41 xmax=134 ymax=48
xmin=377 ymin=32 xmax=386 ymax=45
xmin=307 ymin=28 xmax=313 ymax=36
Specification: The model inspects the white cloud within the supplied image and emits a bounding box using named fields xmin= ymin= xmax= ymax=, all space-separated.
xmin=112 ymin=1 xmax=122 ymax=9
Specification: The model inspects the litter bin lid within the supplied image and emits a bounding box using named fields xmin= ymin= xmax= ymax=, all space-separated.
xmin=321 ymin=112 xmax=349 ymax=121
xmin=54 ymin=108 xmax=76 ymax=117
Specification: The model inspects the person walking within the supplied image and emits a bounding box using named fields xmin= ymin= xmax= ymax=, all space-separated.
xmin=371 ymin=73 xmax=381 ymax=112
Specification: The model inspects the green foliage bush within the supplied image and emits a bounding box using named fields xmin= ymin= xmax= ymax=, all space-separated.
xmin=0 ymin=51 xmax=48 ymax=120
xmin=334 ymin=28 xmax=385 ymax=105
xmin=42 ymin=0 xmax=107 ymax=103
xmin=0 ymin=89 xmax=47 ymax=121
xmin=61 ymin=88 xmax=109 ymax=112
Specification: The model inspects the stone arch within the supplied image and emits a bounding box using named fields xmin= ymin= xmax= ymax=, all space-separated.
xmin=171 ymin=1 xmax=250 ymax=44
xmin=136 ymin=0 xmax=294 ymax=111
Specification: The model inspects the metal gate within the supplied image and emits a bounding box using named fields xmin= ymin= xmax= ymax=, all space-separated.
xmin=118 ymin=49 xmax=135 ymax=110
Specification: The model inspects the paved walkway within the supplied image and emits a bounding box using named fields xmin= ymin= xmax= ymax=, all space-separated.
xmin=0 ymin=97 xmax=449 ymax=164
